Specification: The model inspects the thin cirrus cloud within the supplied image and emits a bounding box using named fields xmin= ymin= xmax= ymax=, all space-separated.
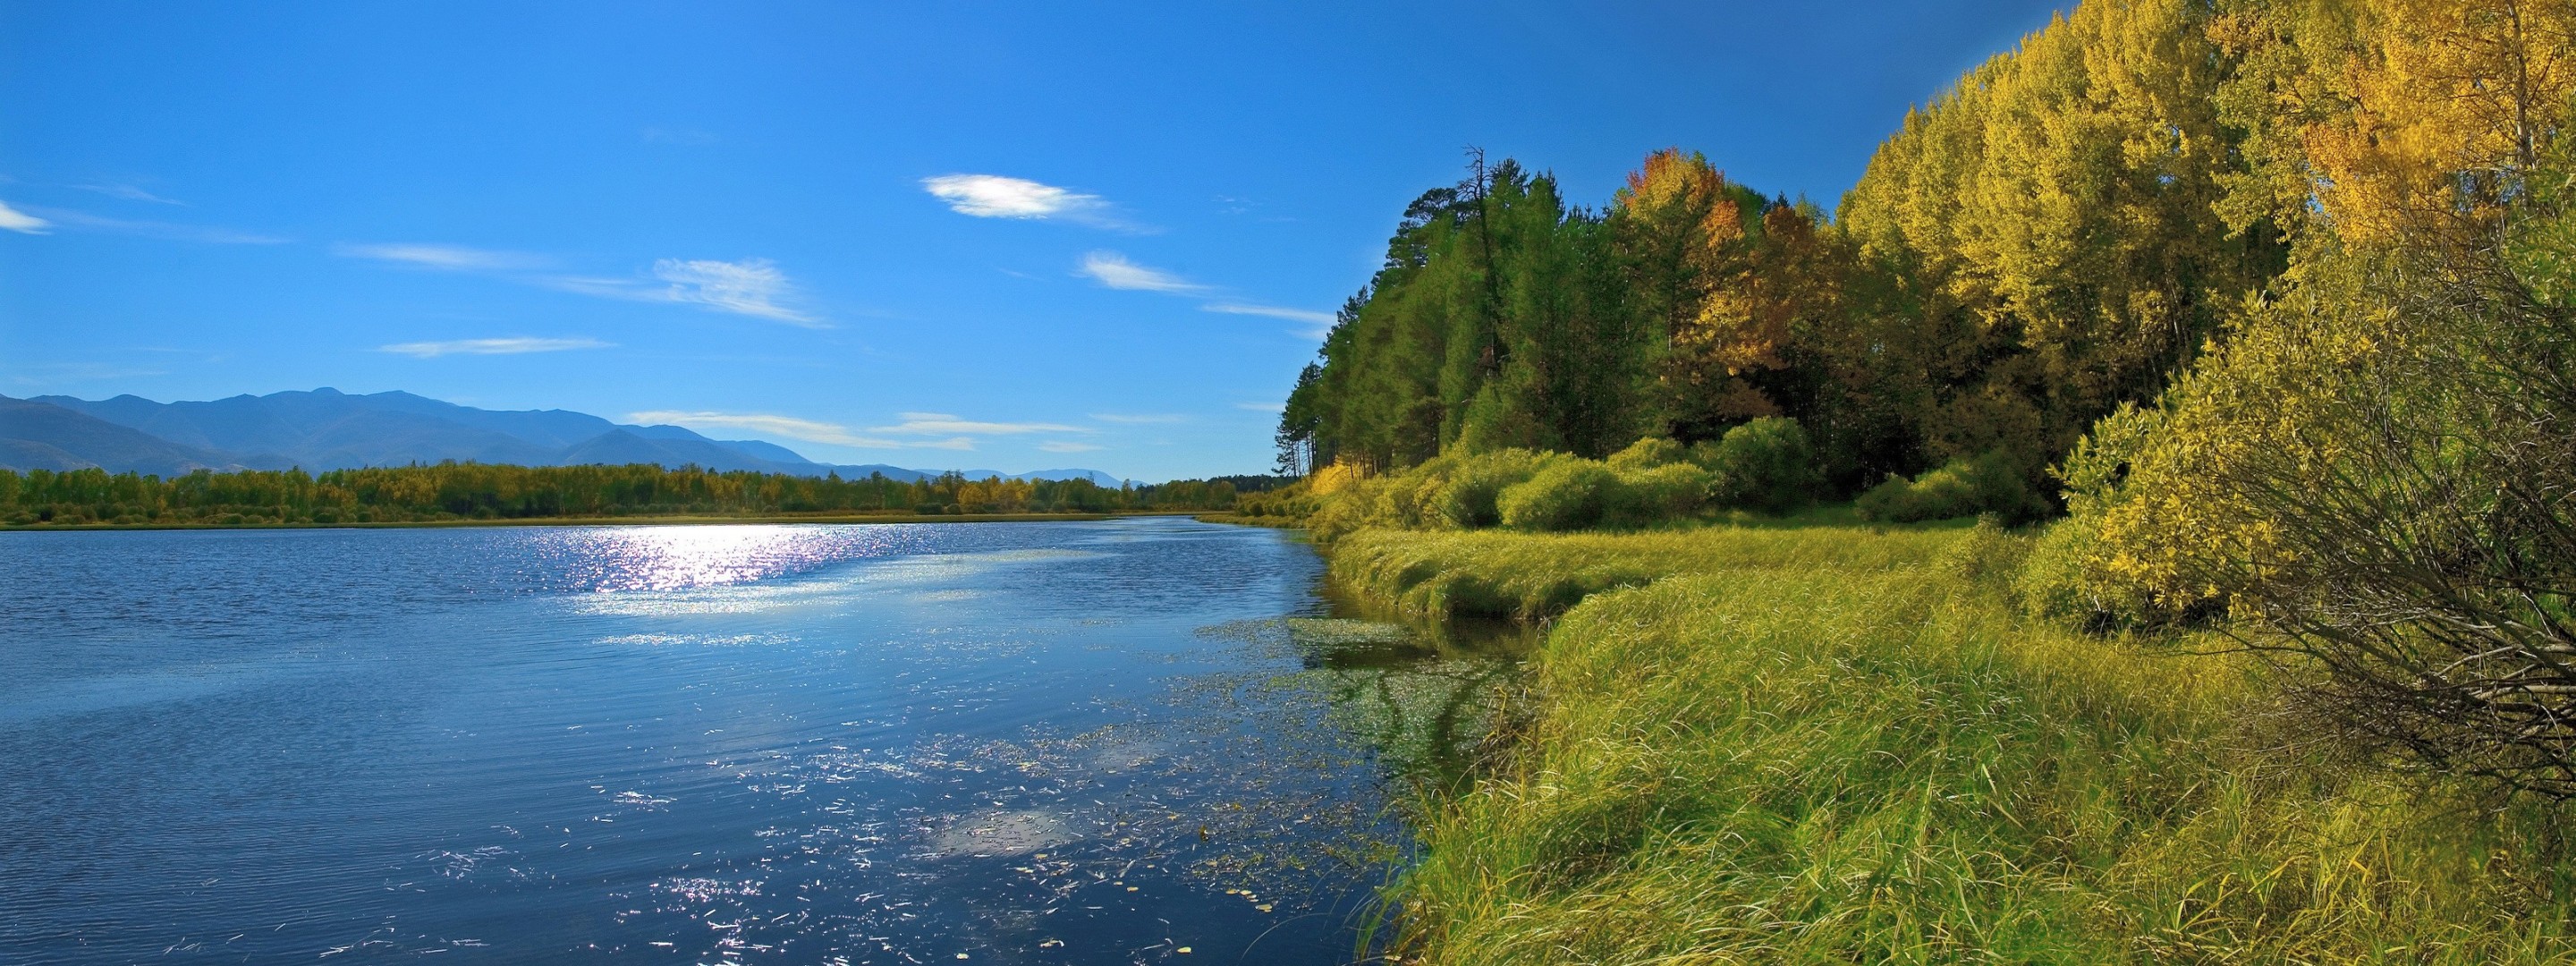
xmin=0 ymin=200 xmax=49 ymax=233
xmin=75 ymin=182 xmax=186 ymax=205
xmin=13 ymin=205 xmax=284 ymax=244
xmin=377 ymin=336 xmax=612 ymax=359
xmin=1078 ymin=251 xmax=1206 ymax=293
xmin=338 ymin=242 xmax=552 ymax=272
xmin=626 ymin=411 xmax=974 ymax=450
xmin=873 ymin=412 xmax=1089 ymax=436
xmin=543 ymin=259 xmax=823 ymax=326
xmin=1200 ymin=302 xmax=1335 ymax=325
xmin=1038 ymin=441 xmax=1106 ymax=453
xmin=340 ymin=242 xmax=824 ymax=326
xmin=648 ymin=258 xmax=818 ymax=326
xmin=1089 ymin=412 xmax=1187 ymax=424
xmin=1078 ymin=252 xmax=1334 ymax=334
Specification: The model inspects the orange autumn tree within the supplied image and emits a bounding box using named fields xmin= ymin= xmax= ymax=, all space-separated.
xmin=2216 ymin=0 xmax=2576 ymax=246
xmin=1606 ymin=148 xmax=1784 ymax=438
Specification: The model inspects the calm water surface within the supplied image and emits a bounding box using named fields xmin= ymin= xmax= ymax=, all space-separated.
xmin=0 ymin=519 xmax=1517 ymax=964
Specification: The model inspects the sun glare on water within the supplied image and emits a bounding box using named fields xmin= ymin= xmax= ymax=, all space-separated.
xmin=535 ymin=525 xmax=912 ymax=594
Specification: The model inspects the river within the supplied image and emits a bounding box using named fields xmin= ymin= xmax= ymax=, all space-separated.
xmin=0 ymin=518 xmax=1521 ymax=964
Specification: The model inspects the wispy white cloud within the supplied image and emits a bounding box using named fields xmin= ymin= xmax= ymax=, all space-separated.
xmin=1076 ymin=258 xmax=1327 ymax=334
xmin=874 ymin=412 xmax=1090 ymax=436
xmin=1200 ymin=302 xmax=1335 ymax=325
xmin=923 ymin=174 xmax=1145 ymax=231
xmin=648 ymin=258 xmax=820 ymax=326
xmin=352 ymin=246 xmax=826 ymax=326
xmin=378 ymin=336 xmax=612 ymax=358
xmin=1038 ymin=441 xmax=1106 ymax=453
xmin=1079 ymin=251 xmax=1204 ymax=292
xmin=923 ymin=174 xmax=1102 ymax=219
xmin=628 ymin=411 xmax=913 ymax=448
xmin=625 ymin=411 xmax=990 ymax=451
xmin=1235 ymin=402 xmax=1285 ymax=413
xmin=339 ymin=242 xmax=551 ymax=271
xmin=0 ymin=201 xmax=49 ymax=234
xmin=1089 ymin=412 xmax=1187 ymax=424
xmin=18 ymin=207 xmax=283 ymax=243
xmin=75 ymin=182 xmax=185 ymax=205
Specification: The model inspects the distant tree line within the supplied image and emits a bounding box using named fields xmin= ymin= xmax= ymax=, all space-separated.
xmin=0 ymin=462 xmax=1266 ymax=527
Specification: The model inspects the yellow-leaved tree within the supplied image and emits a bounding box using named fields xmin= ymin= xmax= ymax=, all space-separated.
xmin=2053 ymin=0 xmax=2576 ymax=794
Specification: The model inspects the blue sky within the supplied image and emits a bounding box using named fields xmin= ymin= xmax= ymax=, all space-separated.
xmin=0 ymin=1 xmax=2069 ymax=480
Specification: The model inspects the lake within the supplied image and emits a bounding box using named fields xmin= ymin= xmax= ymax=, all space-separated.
xmin=0 ymin=519 xmax=1520 ymax=964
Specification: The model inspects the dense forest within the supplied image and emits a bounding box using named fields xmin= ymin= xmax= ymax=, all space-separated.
xmin=1258 ymin=4 xmax=2576 ymax=958
xmin=0 ymin=463 xmax=1267 ymax=526
xmin=1275 ymin=0 xmax=2576 ymax=794
xmin=1280 ymin=0 xmax=2361 ymax=506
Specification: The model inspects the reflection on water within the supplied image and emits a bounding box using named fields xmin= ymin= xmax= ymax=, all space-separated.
xmin=0 ymin=519 xmax=1522 ymax=964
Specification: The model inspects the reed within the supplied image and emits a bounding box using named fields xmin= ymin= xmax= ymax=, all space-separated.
xmin=1355 ymin=522 xmax=2576 ymax=963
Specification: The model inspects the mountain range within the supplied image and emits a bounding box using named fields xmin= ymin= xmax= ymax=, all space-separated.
xmin=0 ymin=388 xmax=1125 ymax=485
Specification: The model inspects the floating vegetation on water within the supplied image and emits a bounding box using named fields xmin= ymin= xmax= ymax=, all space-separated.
xmin=1281 ymin=617 xmax=1411 ymax=648
xmin=928 ymin=809 xmax=1078 ymax=858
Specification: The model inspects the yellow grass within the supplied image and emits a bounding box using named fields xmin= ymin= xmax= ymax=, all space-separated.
xmin=1343 ymin=522 xmax=2576 ymax=964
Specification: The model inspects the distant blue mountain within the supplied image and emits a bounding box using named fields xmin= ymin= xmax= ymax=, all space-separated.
xmin=0 ymin=396 xmax=251 ymax=476
xmin=1013 ymin=469 xmax=1126 ymax=487
xmin=3 ymin=388 xmax=1125 ymax=484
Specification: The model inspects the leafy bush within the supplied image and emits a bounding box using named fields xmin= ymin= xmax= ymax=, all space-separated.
xmin=1499 ymin=462 xmax=1621 ymax=532
xmin=1698 ymin=418 xmax=1822 ymax=513
xmin=1306 ymin=474 xmax=1395 ymax=543
xmin=2009 ymin=513 xmax=2165 ymax=630
xmin=1376 ymin=453 xmax=1461 ymax=530
xmin=1435 ymin=449 xmax=1559 ymax=529
xmin=1854 ymin=468 xmax=1973 ymax=522
xmin=1605 ymin=437 xmax=1689 ymax=472
xmin=1855 ymin=450 xmax=2046 ymax=523
xmin=1934 ymin=516 xmax=2030 ymax=592
xmin=1606 ymin=462 xmax=1710 ymax=529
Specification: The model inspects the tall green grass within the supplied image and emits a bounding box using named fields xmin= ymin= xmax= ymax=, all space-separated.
xmin=1355 ymin=523 xmax=2576 ymax=963
xmin=1328 ymin=520 xmax=1963 ymax=622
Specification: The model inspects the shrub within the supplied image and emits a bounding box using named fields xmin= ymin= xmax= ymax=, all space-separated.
xmin=1855 ymin=467 xmax=1974 ymax=522
xmin=1307 ymin=459 xmax=1371 ymax=496
xmin=2009 ymin=513 xmax=2165 ymax=630
xmin=1934 ymin=516 xmax=2031 ymax=592
xmin=1606 ymin=462 xmax=1711 ymax=529
xmin=1605 ymin=437 xmax=1688 ymax=472
xmin=1306 ymin=475 xmax=1394 ymax=543
xmin=1699 ymin=417 xmax=1822 ymax=513
xmin=1377 ymin=453 xmax=1460 ymax=530
xmin=1435 ymin=449 xmax=1558 ymax=530
xmin=1499 ymin=461 xmax=1620 ymax=532
xmin=1855 ymin=450 xmax=2046 ymax=524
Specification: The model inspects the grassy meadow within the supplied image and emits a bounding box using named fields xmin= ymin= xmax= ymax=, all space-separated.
xmin=1341 ymin=521 xmax=2576 ymax=964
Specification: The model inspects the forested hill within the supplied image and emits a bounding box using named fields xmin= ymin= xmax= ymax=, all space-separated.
xmin=1275 ymin=0 xmax=2290 ymax=500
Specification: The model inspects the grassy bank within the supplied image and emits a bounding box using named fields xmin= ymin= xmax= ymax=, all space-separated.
xmin=1351 ymin=522 xmax=2576 ymax=963
xmin=1327 ymin=513 xmax=1966 ymax=623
